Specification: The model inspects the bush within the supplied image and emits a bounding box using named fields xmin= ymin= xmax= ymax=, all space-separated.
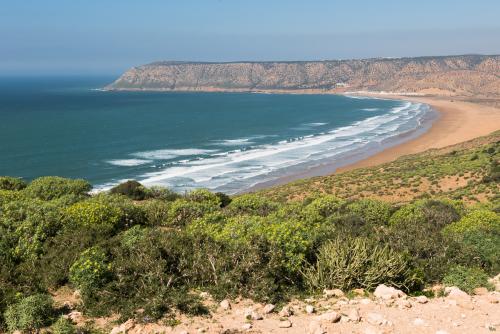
xmin=69 ymin=247 xmax=111 ymax=297
xmin=302 ymin=195 xmax=346 ymax=223
xmin=228 ymin=194 xmax=278 ymax=216
xmin=346 ymin=198 xmax=392 ymax=226
xmin=0 ymin=190 xmax=23 ymax=208
xmin=303 ymin=236 xmax=421 ymax=292
xmin=142 ymin=200 xmax=171 ymax=226
xmin=389 ymin=203 xmax=426 ymax=226
xmin=444 ymin=209 xmax=500 ymax=234
xmin=24 ymin=176 xmax=91 ymax=201
xmin=186 ymin=189 xmax=221 ymax=206
xmin=109 ymin=180 xmax=148 ymax=200
xmin=52 ymin=316 xmax=76 ymax=334
xmin=4 ymin=294 xmax=54 ymax=333
xmin=0 ymin=177 xmax=26 ymax=191
xmin=65 ymin=200 xmax=122 ymax=234
xmin=147 ymin=186 xmax=180 ymax=201
xmin=167 ymin=199 xmax=217 ymax=226
xmin=215 ymin=192 xmax=232 ymax=208
xmin=443 ymin=266 xmax=493 ymax=293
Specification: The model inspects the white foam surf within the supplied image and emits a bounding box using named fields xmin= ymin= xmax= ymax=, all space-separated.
xmin=107 ymin=159 xmax=152 ymax=166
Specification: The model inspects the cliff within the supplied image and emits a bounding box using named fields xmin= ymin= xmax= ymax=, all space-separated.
xmin=107 ymin=55 xmax=500 ymax=97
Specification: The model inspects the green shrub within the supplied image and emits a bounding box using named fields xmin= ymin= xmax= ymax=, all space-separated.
xmin=0 ymin=190 xmax=23 ymax=208
xmin=167 ymin=199 xmax=217 ymax=226
xmin=228 ymin=194 xmax=278 ymax=216
xmin=147 ymin=186 xmax=180 ymax=201
xmin=109 ymin=180 xmax=148 ymax=200
xmin=142 ymin=199 xmax=171 ymax=226
xmin=443 ymin=266 xmax=493 ymax=293
xmin=302 ymin=195 xmax=346 ymax=223
xmin=65 ymin=200 xmax=122 ymax=233
xmin=215 ymin=192 xmax=232 ymax=208
xmin=4 ymin=294 xmax=54 ymax=333
xmin=69 ymin=247 xmax=111 ymax=296
xmin=303 ymin=236 xmax=421 ymax=292
xmin=346 ymin=198 xmax=392 ymax=225
xmin=120 ymin=225 xmax=148 ymax=249
xmin=444 ymin=209 xmax=500 ymax=234
xmin=389 ymin=203 xmax=426 ymax=226
xmin=24 ymin=176 xmax=91 ymax=201
xmin=186 ymin=189 xmax=221 ymax=206
xmin=51 ymin=316 xmax=76 ymax=334
xmin=0 ymin=177 xmax=26 ymax=191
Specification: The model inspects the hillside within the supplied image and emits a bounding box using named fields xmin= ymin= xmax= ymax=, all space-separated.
xmin=1 ymin=131 xmax=499 ymax=333
xmin=106 ymin=55 xmax=500 ymax=97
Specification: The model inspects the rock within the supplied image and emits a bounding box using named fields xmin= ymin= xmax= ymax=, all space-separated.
xmin=220 ymin=299 xmax=231 ymax=310
xmin=241 ymin=324 xmax=252 ymax=330
xmin=445 ymin=286 xmax=469 ymax=299
xmin=396 ymin=299 xmax=412 ymax=309
xmin=340 ymin=315 xmax=350 ymax=323
xmin=366 ymin=313 xmax=386 ymax=326
xmin=179 ymin=331 xmax=189 ymax=334
xmin=199 ymin=291 xmax=210 ymax=299
xmin=486 ymin=294 xmax=499 ymax=304
xmin=347 ymin=308 xmax=361 ymax=322
xmin=360 ymin=298 xmax=371 ymax=305
xmin=353 ymin=288 xmax=365 ymax=296
xmin=110 ymin=319 xmax=135 ymax=334
xmin=305 ymin=305 xmax=315 ymax=314
xmin=197 ymin=328 xmax=207 ymax=333
xmin=488 ymin=273 xmax=500 ymax=291
xmin=307 ymin=321 xmax=325 ymax=334
xmin=456 ymin=300 xmax=474 ymax=310
xmin=279 ymin=305 xmax=293 ymax=317
xmin=373 ymin=284 xmax=406 ymax=300
xmin=262 ymin=303 xmax=275 ymax=314
xmin=435 ymin=331 xmax=449 ymax=334
xmin=362 ymin=326 xmax=384 ymax=334
xmin=336 ymin=299 xmax=348 ymax=306
xmin=324 ymin=288 xmax=344 ymax=298
xmin=278 ymin=320 xmax=292 ymax=328
xmin=316 ymin=311 xmax=341 ymax=323
xmin=67 ymin=311 xmax=83 ymax=323
xmin=473 ymin=287 xmax=488 ymax=295
xmin=413 ymin=318 xmax=426 ymax=326
xmin=415 ymin=296 xmax=429 ymax=304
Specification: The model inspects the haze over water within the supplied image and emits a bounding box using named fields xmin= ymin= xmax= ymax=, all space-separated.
xmin=0 ymin=77 xmax=432 ymax=193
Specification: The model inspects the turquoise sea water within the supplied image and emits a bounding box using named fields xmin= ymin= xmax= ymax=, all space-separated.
xmin=0 ymin=77 xmax=434 ymax=193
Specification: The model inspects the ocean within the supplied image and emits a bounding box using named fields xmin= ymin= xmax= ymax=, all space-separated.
xmin=0 ymin=76 xmax=435 ymax=194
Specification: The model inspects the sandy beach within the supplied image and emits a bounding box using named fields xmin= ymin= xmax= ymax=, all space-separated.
xmin=245 ymin=94 xmax=500 ymax=192
xmin=336 ymin=96 xmax=500 ymax=173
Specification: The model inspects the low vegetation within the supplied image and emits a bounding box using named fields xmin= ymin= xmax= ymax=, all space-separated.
xmin=0 ymin=133 xmax=498 ymax=332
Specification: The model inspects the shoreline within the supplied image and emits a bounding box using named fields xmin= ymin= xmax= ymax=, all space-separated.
xmin=244 ymin=94 xmax=500 ymax=192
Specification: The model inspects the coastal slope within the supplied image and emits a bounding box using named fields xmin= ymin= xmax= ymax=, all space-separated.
xmin=107 ymin=55 xmax=500 ymax=97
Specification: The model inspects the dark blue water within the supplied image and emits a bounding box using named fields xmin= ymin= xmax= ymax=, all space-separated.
xmin=0 ymin=77 xmax=431 ymax=193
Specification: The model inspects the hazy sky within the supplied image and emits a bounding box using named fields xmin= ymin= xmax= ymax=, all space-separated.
xmin=1 ymin=0 xmax=500 ymax=75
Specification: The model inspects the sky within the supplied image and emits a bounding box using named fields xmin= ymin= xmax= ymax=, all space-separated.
xmin=1 ymin=0 xmax=500 ymax=75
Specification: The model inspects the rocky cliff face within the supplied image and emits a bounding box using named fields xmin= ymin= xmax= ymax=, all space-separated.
xmin=107 ymin=55 xmax=500 ymax=97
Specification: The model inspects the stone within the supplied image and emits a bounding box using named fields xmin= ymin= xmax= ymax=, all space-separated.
xmin=241 ymin=324 xmax=252 ymax=330
xmin=199 ymin=291 xmax=210 ymax=299
xmin=67 ymin=311 xmax=84 ymax=323
xmin=362 ymin=326 xmax=384 ymax=334
xmin=373 ymin=284 xmax=406 ymax=300
xmin=413 ymin=318 xmax=426 ymax=326
xmin=307 ymin=321 xmax=325 ymax=334
xmin=197 ymin=328 xmax=207 ymax=333
xmin=488 ymin=273 xmax=500 ymax=291
xmin=415 ymin=296 xmax=429 ymax=304
xmin=279 ymin=305 xmax=293 ymax=317
xmin=179 ymin=331 xmax=189 ymax=334
xmin=353 ymin=288 xmax=365 ymax=296
xmin=347 ymin=308 xmax=361 ymax=322
xmin=220 ymin=299 xmax=231 ymax=310
xmin=323 ymin=288 xmax=344 ymax=298
xmin=435 ymin=331 xmax=449 ymax=334
xmin=316 ymin=311 xmax=341 ymax=323
xmin=110 ymin=319 xmax=135 ymax=334
xmin=305 ymin=305 xmax=315 ymax=314
xmin=360 ymin=298 xmax=371 ymax=305
xmin=278 ymin=320 xmax=292 ymax=328
xmin=396 ymin=299 xmax=412 ymax=309
xmin=366 ymin=313 xmax=386 ymax=326
xmin=473 ymin=287 xmax=488 ymax=295
xmin=445 ymin=286 xmax=469 ymax=299
xmin=456 ymin=300 xmax=474 ymax=310
xmin=262 ymin=303 xmax=275 ymax=314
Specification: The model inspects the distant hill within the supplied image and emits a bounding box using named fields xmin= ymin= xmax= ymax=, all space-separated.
xmin=107 ymin=55 xmax=500 ymax=97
